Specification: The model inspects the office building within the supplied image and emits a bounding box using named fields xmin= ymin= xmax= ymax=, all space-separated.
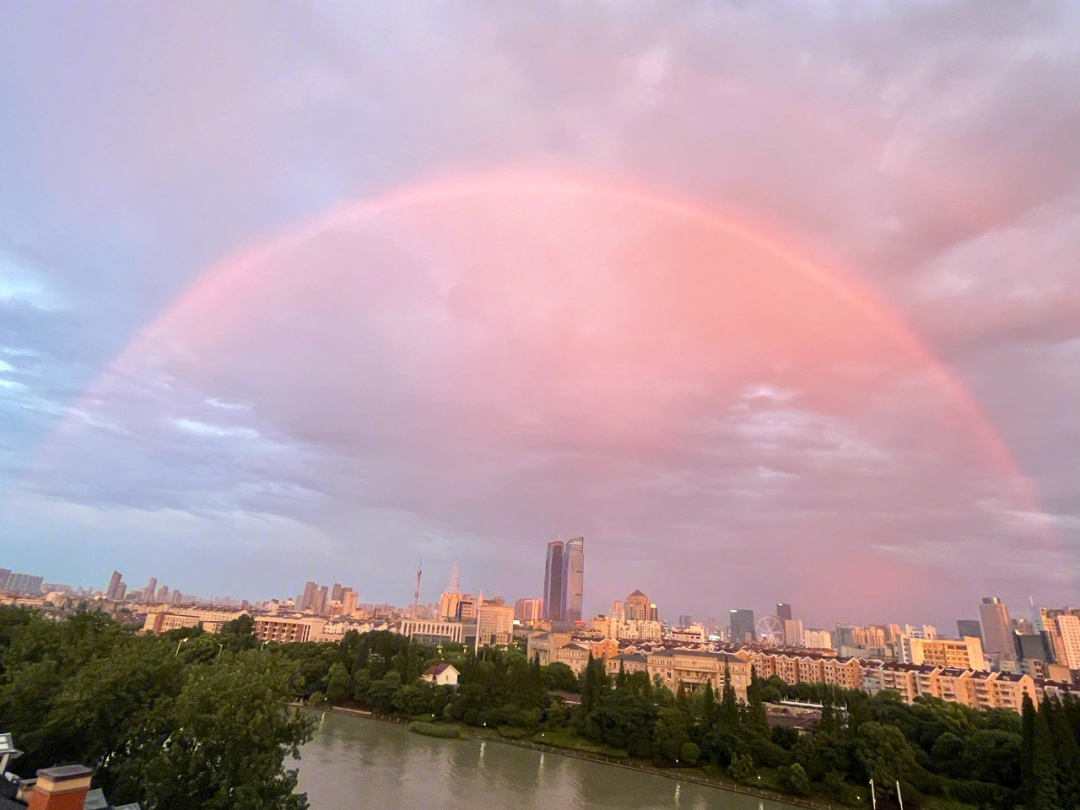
xmin=313 ymin=585 xmax=329 ymax=616
xmin=678 ymin=614 xmax=693 ymax=628
xmin=625 ymin=590 xmax=650 ymax=621
xmin=957 ymin=619 xmax=983 ymax=644
xmin=544 ymin=541 xmax=565 ymax=621
xmin=299 ymin=581 xmax=318 ymax=612
xmin=104 ymin=571 xmax=122 ymax=600
xmin=514 ymin=597 xmax=544 ymax=622
xmin=730 ymin=609 xmax=756 ymax=643
xmin=980 ymin=598 xmax=1013 ymax=656
xmin=564 ymin=536 xmax=585 ymax=622
xmin=476 ymin=604 xmax=515 ymax=646
xmin=777 ymin=603 xmax=793 ymax=621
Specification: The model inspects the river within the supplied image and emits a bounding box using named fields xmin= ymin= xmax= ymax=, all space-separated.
xmin=295 ymin=712 xmax=795 ymax=810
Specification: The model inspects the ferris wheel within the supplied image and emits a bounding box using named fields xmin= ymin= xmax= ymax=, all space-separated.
xmin=756 ymin=615 xmax=785 ymax=646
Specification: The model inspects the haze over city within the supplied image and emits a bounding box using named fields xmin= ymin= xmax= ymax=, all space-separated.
xmin=1 ymin=3 xmax=1079 ymax=632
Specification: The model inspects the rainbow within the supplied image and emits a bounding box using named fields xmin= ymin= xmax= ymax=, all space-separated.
xmin=36 ymin=167 xmax=1048 ymax=537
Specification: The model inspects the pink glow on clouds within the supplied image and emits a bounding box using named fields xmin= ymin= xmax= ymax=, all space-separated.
xmin=25 ymin=168 xmax=1055 ymax=622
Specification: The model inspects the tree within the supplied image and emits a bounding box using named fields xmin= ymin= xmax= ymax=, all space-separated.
xmin=731 ymin=752 xmax=756 ymax=783
xmin=138 ymin=650 xmax=315 ymax=810
xmin=541 ymin=662 xmax=577 ymax=692
xmin=680 ymin=742 xmax=701 ymax=765
xmin=855 ymin=722 xmax=918 ymax=794
xmin=780 ymin=763 xmax=811 ymax=796
xmin=325 ymin=662 xmax=352 ymax=705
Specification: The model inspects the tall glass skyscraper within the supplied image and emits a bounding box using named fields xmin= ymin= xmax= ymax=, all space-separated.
xmin=543 ymin=541 xmax=565 ymax=621
xmin=564 ymin=536 xmax=585 ymax=622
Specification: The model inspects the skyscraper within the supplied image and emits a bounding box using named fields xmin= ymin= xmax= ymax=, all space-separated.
xmin=625 ymin=590 xmax=649 ymax=621
xmin=543 ymin=541 xmax=565 ymax=621
xmin=979 ymin=597 xmax=1013 ymax=656
xmin=957 ymin=619 xmax=983 ymax=644
xmin=299 ymin=581 xmax=318 ymax=612
xmin=106 ymin=571 xmax=122 ymax=600
xmin=776 ymin=603 xmax=793 ymax=621
xmin=730 ymin=609 xmax=756 ymax=643
xmin=563 ymin=536 xmax=585 ymax=623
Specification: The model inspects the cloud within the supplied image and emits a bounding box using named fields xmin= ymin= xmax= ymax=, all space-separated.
xmin=0 ymin=1 xmax=1077 ymax=625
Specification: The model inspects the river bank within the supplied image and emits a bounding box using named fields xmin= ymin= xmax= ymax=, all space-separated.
xmin=303 ymin=704 xmax=839 ymax=810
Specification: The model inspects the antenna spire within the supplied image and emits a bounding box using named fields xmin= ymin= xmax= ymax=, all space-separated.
xmin=412 ymin=558 xmax=422 ymax=620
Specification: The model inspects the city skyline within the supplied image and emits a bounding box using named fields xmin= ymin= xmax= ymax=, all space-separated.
xmin=1 ymin=4 xmax=1078 ymax=627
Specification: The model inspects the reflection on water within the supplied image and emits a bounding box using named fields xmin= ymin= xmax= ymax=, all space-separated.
xmin=296 ymin=713 xmax=794 ymax=810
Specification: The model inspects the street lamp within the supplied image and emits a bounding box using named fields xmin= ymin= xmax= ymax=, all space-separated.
xmin=175 ymin=638 xmax=189 ymax=656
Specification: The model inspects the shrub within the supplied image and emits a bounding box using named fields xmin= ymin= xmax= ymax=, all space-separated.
xmin=409 ymin=721 xmax=463 ymax=739
xmin=680 ymin=742 xmax=701 ymax=765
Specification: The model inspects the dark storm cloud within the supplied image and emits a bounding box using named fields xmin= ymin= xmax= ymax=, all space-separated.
xmin=0 ymin=1 xmax=1077 ymax=627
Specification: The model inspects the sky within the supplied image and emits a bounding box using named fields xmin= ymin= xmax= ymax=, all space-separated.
xmin=1 ymin=2 xmax=1078 ymax=632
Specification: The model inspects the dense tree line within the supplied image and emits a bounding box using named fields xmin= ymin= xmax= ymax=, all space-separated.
xmin=3 ymin=609 xmax=1077 ymax=810
xmin=0 ymin=607 xmax=313 ymax=810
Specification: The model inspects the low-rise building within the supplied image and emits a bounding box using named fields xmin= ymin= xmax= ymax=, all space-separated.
xmin=142 ymin=607 xmax=248 ymax=635
xmin=646 ymin=649 xmax=749 ymax=701
xmin=254 ymin=616 xmax=327 ymax=644
xmin=398 ymin=619 xmax=466 ymax=645
xmin=421 ymin=663 xmax=460 ymax=687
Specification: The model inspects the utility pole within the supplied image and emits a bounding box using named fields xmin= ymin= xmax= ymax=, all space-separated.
xmin=896 ymin=780 xmax=904 ymax=810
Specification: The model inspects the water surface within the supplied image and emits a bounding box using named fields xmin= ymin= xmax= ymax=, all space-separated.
xmin=296 ymin=712 xmax=794 ymax=810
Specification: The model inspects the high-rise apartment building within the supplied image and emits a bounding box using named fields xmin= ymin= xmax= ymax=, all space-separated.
xmin=776 ymin=603 xmax=793 ymax=621
xmin=106 ymin=571 xmax=123 ymax=601
xmin=804 ymin=629 xmax=832 ymax=649
xmin=146 ymin=578 xmax=157 ymax=602
xmin=899 ymin=634 xmax=987 ymax=671
xmin=730 ymin=609 xmax=756 ymax=643
xmin=980 ymin=597 xmax=1013 ymax=656
xmin=342 ymin=589 xmax=358 ymax=617
xmin=678 ymin=614 xmax=693 ymax=628
xmin=783 ymin=619 xmax=804 ymax=646
xmin=0 ymin=570 xmax=10 ymax=591
xmin=957 ymin=619 xmax=983 ymax=644
xmin=564 ymin=536 xmax=585 ymax=623
xmin=331 ymin=583 xmax=343 ymax=602
xmin=1056 ymin=614 xmax=1080 ymax=670
xmin=156 ymin=585 xmax=169 ymax=603
xmin=543 ymin=541 xmax=565 ymax=622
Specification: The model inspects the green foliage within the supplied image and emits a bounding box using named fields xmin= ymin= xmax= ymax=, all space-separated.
xmin=409 ymin=721 xmax=463 ymax=739
xmin=542 ymin=661 xmax=578 ymax=692
xmin=779 ymin=762 xmax=812 ymax=796
xmin=856 ymin=721 xmax=919 ymax=789
xmin=730 ymin=751 xmax=756 ymax=783
xmin=0 ymin=607 xmax=314 ymax=810
xmin=5 ymin=605 xmax=1070 ymax=809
